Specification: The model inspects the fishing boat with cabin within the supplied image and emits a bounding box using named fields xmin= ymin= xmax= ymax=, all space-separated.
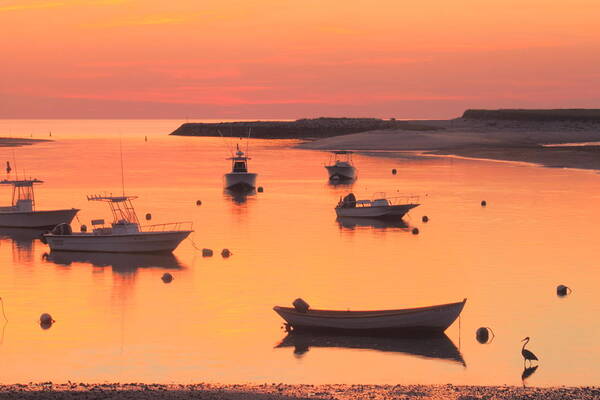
xmin=42 ymin=194 xmax=192 ymax=253
xmin=0 ymin=177 xmax=78 ymax=228
xmin=224 ymin=144 xmax=257 ymax=190
xmin=336 ymin=192 xmax=419 ymax=219
xmin=273 ymin=298 xmax=467 ymax=334
xmin=325 ymin=151 xmax=357 ymax=181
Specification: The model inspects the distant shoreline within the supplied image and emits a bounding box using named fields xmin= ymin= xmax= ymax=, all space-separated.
xmin=0 ymin=383 xmax=596 ymax=399
xmin=0 ymin=137 xmax=50 ymax=147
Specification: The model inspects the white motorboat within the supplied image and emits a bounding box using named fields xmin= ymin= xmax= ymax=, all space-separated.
xmin=273 ymin=299 xmax=467 ymax=334
xmin=325 ymin=151 xmax=357 ymax=181
xmin=42 ymin=194 xmax=192 ymax=253
xmin=335 ymin=192 xmax=419 ymax=218
xmin=0 ymin=179 xmax=78 ymax=228
xmin=224 ymin=144 xmax=257 ymax=190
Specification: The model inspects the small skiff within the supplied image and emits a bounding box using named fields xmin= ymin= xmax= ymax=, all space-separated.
xmin=335 ymin=192 xmax=419 ymax=219
xmin=273 ymin=299 xmax=466 ymax=334
xmin=325 ymin=151 xmax=357 ymax=181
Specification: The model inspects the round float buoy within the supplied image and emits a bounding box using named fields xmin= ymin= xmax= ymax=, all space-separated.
xmin=476 ymin=327 xmax=495 ymax=344
xmin=196 ymin=200 xmax=202 ymax=206
xmin=161 ymin=273 xmax=173 ymax=283
xmin=481 ymin=200 xmax=487 ymax=207
xmin=392 ymin=169 xmax=397 ymax=175
xmin=40 ymin=313 xmax=54 ymax=329
xmin=257 ymin=186 xmax=264 ymax=193
xmin=422 ymin=216 xmax=429 ymax=223
xmin=145 ymin=213 xmax=152 ymax=221
xmin=80 ymin=224 xmax=87 ymax=232
xmin=412 ymin=227 xmax=419 ymax=235
xmin=557 ymin=284 xmax=571 ymax=297
xmin=221 ymin=249 xmax=232 ymax=258
xmin=202 ymin=248 xmax=213 ymax=257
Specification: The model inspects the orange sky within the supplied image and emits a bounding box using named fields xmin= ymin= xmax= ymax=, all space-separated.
xmin=1 ymin=0 xmax=599 ymax=119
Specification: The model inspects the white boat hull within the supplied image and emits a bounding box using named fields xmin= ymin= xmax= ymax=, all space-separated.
xmin=325 ymin=165 xmax=356 ymax=181
xmin=274 ymin=299 xmax=466 ymax=334
xmin=224 ymin=173 xmax=257 ymax=189
xmin=336 ymin=204 xmax=418 ymax=218
xmin=43 ymin=230 xmax=192 ymax=253
xmin=0 ymin=209 xmax=79 ymax=228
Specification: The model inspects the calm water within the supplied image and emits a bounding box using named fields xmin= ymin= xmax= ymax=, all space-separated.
xmin=0 ymin=120 xmax=598 ymax=386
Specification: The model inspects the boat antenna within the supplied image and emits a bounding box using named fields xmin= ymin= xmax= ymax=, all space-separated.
xmin=217 ymin=129 xmax=233 ymax=157
xmin=11 ymin=150 xmax=17 ymax=180
xmin=119 ymin=134 xmax=125 ymax=196
xmin=246 ymin=127 xmax=251 ymax=155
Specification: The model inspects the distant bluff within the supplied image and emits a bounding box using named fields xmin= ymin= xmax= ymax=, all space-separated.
xmin=169 ymin=117 xmax=440 ymax=139
xmin=463 ymin=109 xmax=600 ymax=122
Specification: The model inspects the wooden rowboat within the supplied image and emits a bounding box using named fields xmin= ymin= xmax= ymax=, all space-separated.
xmin=273 ymin=299 xmax=466 ymax=334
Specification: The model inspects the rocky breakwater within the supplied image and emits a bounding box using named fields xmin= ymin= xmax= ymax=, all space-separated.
xmin=170 ymin=117 xmax=440 ymax=139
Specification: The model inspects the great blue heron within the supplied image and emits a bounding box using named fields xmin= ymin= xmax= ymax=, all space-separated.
xmin=521 ymin=337 xmax=539 ymax=365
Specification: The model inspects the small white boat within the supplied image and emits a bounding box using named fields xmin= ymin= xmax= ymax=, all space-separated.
xmin=0 ymin=179 xmax=78 ymax=228
xmin=325 ymin=151 xmax=356 ymax=181
xmin=335 ymin=192 xmax=419 ymax=218
xmin=42 ymin=194 xmax=192 ymax=253
xmin=273 ymin=299 xmax=466 ymax=334
xmin=224 ymin=144 xmax=257 ymax=190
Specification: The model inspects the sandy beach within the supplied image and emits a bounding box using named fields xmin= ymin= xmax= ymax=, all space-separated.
xmin=0 ymin=383 xmax=597 ymax=400
xmin=298 ymin=118 xmax=600 ymax=170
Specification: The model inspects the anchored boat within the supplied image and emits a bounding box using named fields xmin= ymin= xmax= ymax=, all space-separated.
xmin=325 ymin=151 xmax=357 ymax=181
xmin=42 ymin=194 xmax=192 ymax=253
xmin=335 ymin=192 xmax=419 ymax=219
xmin=224 ymin=144 xmax=257 ymax=190
xmin=0 ymin=179 xmax=78 ymax=228
xmin=273 ymin=299 xmax=466 ymax=334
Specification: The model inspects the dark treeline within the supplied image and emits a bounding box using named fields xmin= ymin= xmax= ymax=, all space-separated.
xmin=463 ymin=109 xmax=600 ymax=122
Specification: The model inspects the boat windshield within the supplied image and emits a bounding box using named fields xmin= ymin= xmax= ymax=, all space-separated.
xmin=233 ymin=161 xmax=247 ymax=173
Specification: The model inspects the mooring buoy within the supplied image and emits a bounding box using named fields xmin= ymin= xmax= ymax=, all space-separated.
xmin=202 ymin=248 xmax=213 ymax=257
xmin=145 ymin=213 xmax=152 ymax=221
xmin=258 ymin=186 xmax=264 ymax=193
xmin=412 ymin=227 xmax=419 ymax=235
xmin=481 ymin=200 xmax=487 ymax=206
xmin=422 ymin=216 xmax=429 ymax=223
xmin=221 ymin=249 xmax=232 ymax=258
xmin=196 ymin=200 xmax=202 ymax=206
xmin=557 ymin=284 xmax=571 ymax=297
xmin=392 ymin=169 xmax=397 ymax=175
xmin=40 ymin=313 xmax=54 ymax=329
xmin=161 ymin=273 xmax=173 ymax=283
xmin=476 ymin=327 xmax=495 ymax=344
xmin=80 ymin=224 xmax=87 ymax=232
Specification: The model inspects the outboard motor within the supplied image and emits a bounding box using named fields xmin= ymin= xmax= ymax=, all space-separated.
xmin=341 ymin=193 xmax=357 ymax=208
xmin=51 ymin=223 xmax=73 ymax=235
xmin=293 ymin=298 xmax=310 ymax=313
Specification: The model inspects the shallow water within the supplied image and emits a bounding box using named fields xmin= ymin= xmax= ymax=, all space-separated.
xmin=0 ymin=120 xmax=598 ymax=386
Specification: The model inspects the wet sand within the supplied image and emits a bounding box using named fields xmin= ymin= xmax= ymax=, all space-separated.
xmin=0 ymin=383 xmax=597 ymax=399
xmin=298 ymin=118 xmax=600 ymax=170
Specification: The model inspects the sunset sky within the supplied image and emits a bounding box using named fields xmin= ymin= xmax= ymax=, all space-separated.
xmin=1 ymin=0 xmax=599 ymax=119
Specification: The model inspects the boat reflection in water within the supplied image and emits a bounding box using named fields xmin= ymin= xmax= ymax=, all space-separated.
xmin=276 ymin=332 xmax=465 ymax=366
xmin=42 ymin=251 xmax=185 ymax=275
xmin=0 ymin=227 xmax=46 ymax=265
xmin=224 ymin=187 xmax=256 ymax=205
xmin=337 ymin=216 xmax=411 ymax=231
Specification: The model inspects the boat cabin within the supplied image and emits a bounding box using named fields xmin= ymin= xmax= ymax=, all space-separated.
xmin=228 ymin=144 xmax=251 ymax=173
xmin=327 ymin=151 xmax=354 ymax=167
xmin=0 ymin=179 xmax=43 ymax=212
xmin=87 ymin=194 xmax=141 ymax=234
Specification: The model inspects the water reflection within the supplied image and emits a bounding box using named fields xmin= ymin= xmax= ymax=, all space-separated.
xmin=336 ymin=217 xmax=411 ymax=231
xmin=521 ymin=365 xmax=539 ymax=387
xmin=224 ymin=187 xmax=256 ymax=205
xmin=0 ymin=228 xmax=45 ymax=265
xmin=42 ymin=251 xmax=185 ymax=275
xmin=275 ymin=332 xmax=465 ymax=366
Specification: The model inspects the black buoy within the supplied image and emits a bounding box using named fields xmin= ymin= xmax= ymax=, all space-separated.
xmin=196 ymin=200 xmax=202 ymax=206
xmin=422 ymin=216 xmax=429 ymax=223
xmin=40 ymin=313 xmax=54 ymax=329
xmin=221 ymin=249 xmax=232 ymax=258
xmin=476 ymin=327 xmax=495 ymax=344
xmin=161 ymin=273 xmax=173 ymax=283
xmin=481 ymin=200 xmax=487 ymax=207
xmin=202 ymin=248 xmax=213 ymax=257
xmin=392 ymin=168 xmax=397 ymax=175
xmin=80 ymin=224 xmax=87 ymax=232
xmin=145 ymin=213 xmax=152 ymax=221
xmin=411 ymin=227 xmax=419 ymax=235
xmin=257 ymin=186 xmax=264 ymax=193
xmin=557 ymin=284 xmax=571 ymax=297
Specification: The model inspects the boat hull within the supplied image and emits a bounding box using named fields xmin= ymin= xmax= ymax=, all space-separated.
xmin=336 ymin=204 xmax=419 ymax=218
xmin=0 ymin=208 xmax=79 ymax=228
xmin=273 ymin=299 xmax=466 ymax=334
xmin=325 ymin=165 xmax=356 ymax=181
xmin=224 ymin=173 xmax=257 ymax=189
xmin=43 ymin=230 xmax=192 ymax=253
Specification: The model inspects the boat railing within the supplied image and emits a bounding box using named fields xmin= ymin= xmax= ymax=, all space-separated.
xmin=384 ymin=195 xmax=420 ymax=205
xmin=142 ymin=221 xmax=193 ymax=232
